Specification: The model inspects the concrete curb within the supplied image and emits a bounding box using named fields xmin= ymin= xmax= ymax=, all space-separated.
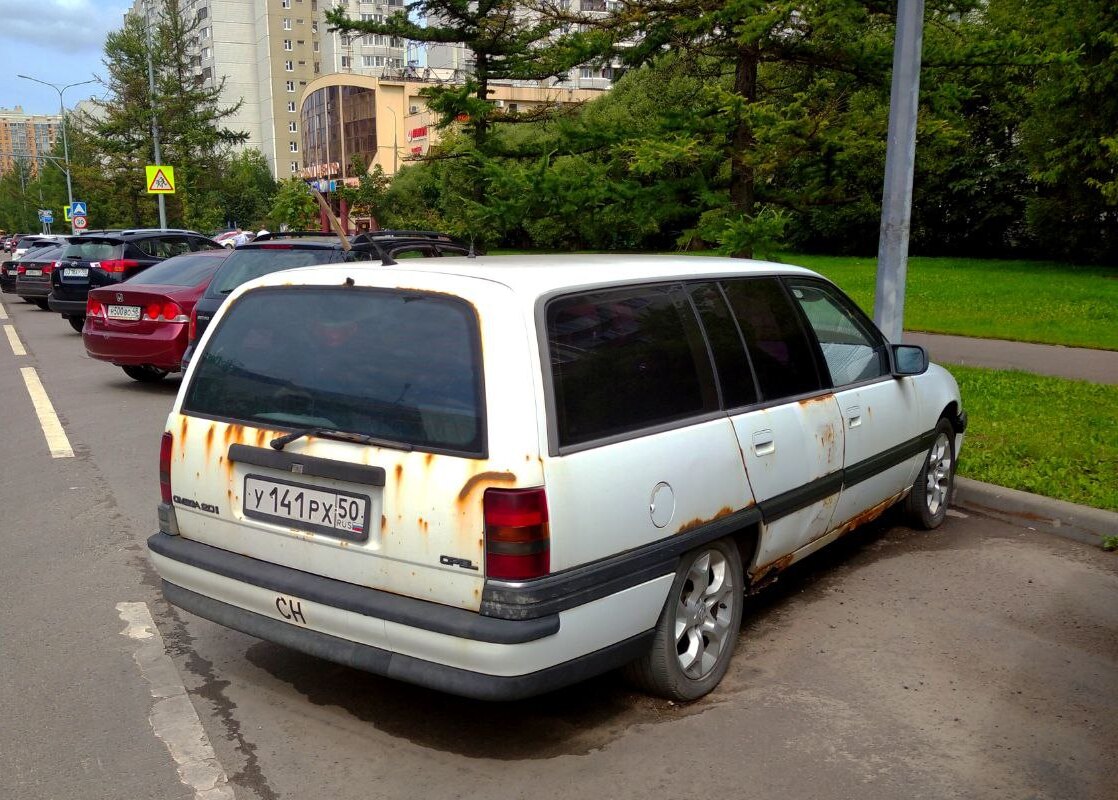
xmin=953 ymin=477 xmax=1118 ymax=548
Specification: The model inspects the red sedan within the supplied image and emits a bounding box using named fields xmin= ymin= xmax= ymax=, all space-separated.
xmin=83 ymin=249 xmax=231 ymax=382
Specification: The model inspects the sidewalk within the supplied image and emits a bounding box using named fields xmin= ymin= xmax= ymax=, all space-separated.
xmin=905 ymin=331 xmax=1118 ymax=385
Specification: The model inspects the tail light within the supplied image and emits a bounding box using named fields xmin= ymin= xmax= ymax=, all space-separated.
xmin=87 ymin=298 xmax=104 ymax=317
xmin=99 ymin=259 xmax=141 ymax=273
xmin=143 ymin=301 xmax=187 ymax=322
xmin=483 ymin=488 xmax=549 ymax=580
xmin=48 ymin=260 xmax=60 ymax=274
xmin=188 ymin=306 xmax=198 ymax=342
xmin=159 ymin=432 xmax=173 ymax=503
xmin=16 ymin=265 xmax=25 ymax=275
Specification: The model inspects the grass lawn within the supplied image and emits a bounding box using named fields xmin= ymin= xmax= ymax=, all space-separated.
xmin=773 ymin=253 xmax=1118 ymax=351
xmin=946 ymin=364 xmax=1118 ymax=512
xmin=493 ymin=249 xmax=1118 ymax=350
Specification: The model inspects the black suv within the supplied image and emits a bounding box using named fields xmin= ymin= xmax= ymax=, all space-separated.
xmin=182 ymin=230 xmax=470 ymax=367
xmin=50 ymin=229 xmax=220 ymax=332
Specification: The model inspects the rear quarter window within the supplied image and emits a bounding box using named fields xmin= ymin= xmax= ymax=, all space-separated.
xmin=546 ymin=285 xmax=719 ymax=447
xmin=183 ymin=287 xmax=485 ymax=456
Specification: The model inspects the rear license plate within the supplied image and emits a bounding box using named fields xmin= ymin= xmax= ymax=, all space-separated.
xmin=25 ymin=269 xmax=41 ymax=277
xmin=243 ymin=474 xmax=371 ymax=542
xmin=107 ymin=305 xmax=141 ymax=321
xmin=63 ymin=267 xmax=87 ymax=278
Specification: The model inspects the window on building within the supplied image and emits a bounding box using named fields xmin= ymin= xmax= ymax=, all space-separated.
xmin=281 ymin=0 xmax=290 ymax=8
xmin=201 ymin=47 xmax=211 ymax=59
xmin=313 ymin=41 xmax=319 ymax=52
xmin=200 ymin=26 xmax=210 ymax=39
xmin=290 ymin=161 xmax=300 ymax=174
xmin=197 ymin=7 xmax=208 ymax=20
xmin=341 ymin=56 xmax=350 ymax=67
xmin=287 ymin=101 xmax=296 ymax=112
xmin=289 ymin=141 xmax=299 ymax=152
xmin=284 ymin=40 xmax=292 ymax=51
xmin=285 ymin=60 xmax=293 ymax=71
xmin=286 ymin=80 xmax=295 ymax=92
xmin=288 ymin=121 xmax=298 ymax=132
xmin=283 ymin=17 xmax=291 ymax=30
xmin=580 ymin=67 xmax=593 ymax=78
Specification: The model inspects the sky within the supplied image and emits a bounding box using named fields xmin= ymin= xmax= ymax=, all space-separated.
xmin=0 ymin=0 xmax=133 ymax=116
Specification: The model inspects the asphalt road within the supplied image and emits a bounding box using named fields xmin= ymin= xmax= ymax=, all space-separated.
xmin=2 ymin=289 xmax=1117 ymax=800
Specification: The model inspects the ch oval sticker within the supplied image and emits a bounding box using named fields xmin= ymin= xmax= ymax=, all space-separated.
xmin=649 ymin=482 xmax=676 ymax=529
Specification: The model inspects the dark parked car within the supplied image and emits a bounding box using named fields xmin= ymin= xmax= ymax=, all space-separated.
xmin=182 ymin=230 xmax=470 ymax=367
xmin=14 ymin=243 xmax=68 ymax=309
xmin=1 ymin=256 xmax=21 ymax=294
xmin=84 ymin=249 xmax=231 ymax=383
xmin=3 ymin=238 xmax=64 ymax=297
xmin=49 ymin=229 xmax=221 ymax=332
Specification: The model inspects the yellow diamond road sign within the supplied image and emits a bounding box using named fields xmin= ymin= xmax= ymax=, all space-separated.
xmin=146 ymin=165 xmax=176 ymax=194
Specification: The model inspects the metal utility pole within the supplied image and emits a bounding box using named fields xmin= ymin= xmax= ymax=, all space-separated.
xmin=873 ymin=0 xmax=925 ymax=343
xmin=384 ymin=104 xmax=399 ymax=174
xmin=17 ymin=75 xmax=96 ymax=233
xmin=144 ymin=0 xmax=167 ymax=229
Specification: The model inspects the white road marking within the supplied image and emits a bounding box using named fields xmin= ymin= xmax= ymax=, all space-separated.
xmin=5 ymin=324 xmax=25 ymax=355
xmin=19 ymin=367 xmax=74 ymax=458
xmin=0 ymin=299 xmax=8 ymax=319
xmin=946 ymin=509 xmax=969 ymax=519
xmin=116 ymin=602 xmax=235 ymax=800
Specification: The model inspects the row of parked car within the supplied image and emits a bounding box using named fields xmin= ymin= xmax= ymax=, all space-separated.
xmin=2 ymin=226 xmax=472 ymax=381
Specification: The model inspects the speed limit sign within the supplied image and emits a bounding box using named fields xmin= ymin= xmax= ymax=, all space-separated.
xmin=72 ymin=215 xmax=88 ymax=230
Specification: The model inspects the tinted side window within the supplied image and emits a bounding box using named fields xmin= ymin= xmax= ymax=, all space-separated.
xmin=548 ymin=285 xmax=718 ymax=447
xmin=688 ymin=283 xmax=758 ymax=408
xmin=721 ymin=277 xmax=823 ymax=400
xmin=786 ymin=279 xmax=889 ymax=386
xmin=390 ymin=246 xmax=438 ymax=259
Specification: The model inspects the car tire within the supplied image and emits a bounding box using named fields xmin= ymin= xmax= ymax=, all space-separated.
xmin=122 ymin=365 xmax=169 ymax=383
xmin=33 ymin=299 xmax=49 ymax=310
xmin=67 ymin=315 xmax=85 ymax=333
xmin=905 ymin=418 xmax=956 ymax=530
xmin=625 ymin=537 xmax=743 ymax=701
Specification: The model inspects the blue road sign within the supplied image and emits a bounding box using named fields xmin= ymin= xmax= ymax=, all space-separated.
xmin=42 ymin=212 xmax=54 ymax=224
xmin=70 ymin=201 xmax=88 ymax=217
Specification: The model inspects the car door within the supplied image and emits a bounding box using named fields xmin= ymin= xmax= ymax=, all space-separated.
xmin=785 ymin=278 xmax=924 ymax=531
xmin=703 ymin=278 xmax=845 ymax=573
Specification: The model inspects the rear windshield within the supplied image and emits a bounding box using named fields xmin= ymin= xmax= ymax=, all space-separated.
xmin=183 ymin=287 xmax=485 ymax=456
xmin=27 ymin=245 xmax=64 ymax=262
xmin=63 ymin=241 xmax=119 ymax=261
xmin=126 ymin=253 xmax=225 ymax=287
xmin=205 ymin=248 xmax=340 ymax=297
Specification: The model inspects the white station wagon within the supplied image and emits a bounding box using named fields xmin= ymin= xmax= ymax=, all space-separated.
xmin=149 ymin=255 xmax=966 ymax=701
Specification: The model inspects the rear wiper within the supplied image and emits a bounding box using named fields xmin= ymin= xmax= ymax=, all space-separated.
xmin=270 ymin=427 xmax=414 ymax=452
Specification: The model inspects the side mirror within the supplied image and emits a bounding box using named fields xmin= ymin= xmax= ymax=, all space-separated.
xmin=892 ymin=344 xmax=928 ymax=376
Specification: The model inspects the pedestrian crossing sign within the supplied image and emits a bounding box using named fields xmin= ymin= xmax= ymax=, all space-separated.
xmin=145 ymin=165 xmax=176 ymax=194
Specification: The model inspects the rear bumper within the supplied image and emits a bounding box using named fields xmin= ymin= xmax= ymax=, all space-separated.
xmin=83 ymin=324 xmax=186 ymax=370
xmin=16 ymin=281 xmax=50 ymax=298
xmin=48 ymin=296 xmax=86 ymax=315
xmin=148 ymin=532 xmax=667 ymax=700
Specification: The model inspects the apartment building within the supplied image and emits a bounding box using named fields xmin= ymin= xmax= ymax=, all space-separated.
xmin=130 ymin=0 xmax=321 ymax=178
xmin=127 ymin=0 xmax=619 ymax=178
xmin=0 ymin=107 xmax=62 ymax=178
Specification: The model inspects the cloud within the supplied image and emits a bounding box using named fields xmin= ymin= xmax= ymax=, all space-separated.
xmin=0 ymin=0 xmax=132 ymax=53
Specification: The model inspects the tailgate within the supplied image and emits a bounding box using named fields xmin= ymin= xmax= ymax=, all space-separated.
xmin=168 ymin=417 xmax=536 ymax=611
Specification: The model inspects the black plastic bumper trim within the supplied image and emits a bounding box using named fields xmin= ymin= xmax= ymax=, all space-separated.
xmin=47 ymin=296 xmax=86 ymax=315
xmin=148 ymin=533 xmax=557 ymax=644
xmin=482 ymin=506 xmax=762 ymax=620
xmin=162 ymin=581 xmax=653 ymax=701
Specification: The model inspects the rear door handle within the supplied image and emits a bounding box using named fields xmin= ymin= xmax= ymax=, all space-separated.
xmin=752 ymin=429 xmax=775 ymax=456
xmin=846 ymin=406 xmax=862 ymax=429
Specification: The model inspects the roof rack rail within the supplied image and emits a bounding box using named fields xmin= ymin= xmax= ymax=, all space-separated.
xmin=253 ymin=230 xmax=346 ymax=242
xmin=352 ymin=229 xmax=459 ymax=242
xmin=117 ymin=228 xmax=200 ymax=236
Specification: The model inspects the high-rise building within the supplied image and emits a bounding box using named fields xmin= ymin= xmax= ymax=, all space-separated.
xmin=0 ymin=107 xmax=62 ymax=178
xmin=130 ymin=0 xmax=321 ymax=178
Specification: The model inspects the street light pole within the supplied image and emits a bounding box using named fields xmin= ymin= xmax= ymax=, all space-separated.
xmin=143 ymin=0 xmax=167 ymax=229
xmin=17 ymin=74 xmax=97 ymax=234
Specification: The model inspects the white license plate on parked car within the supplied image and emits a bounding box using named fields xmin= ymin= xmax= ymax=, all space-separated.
xmin=25 ymin=269 xmax=42 ymax=277
xmin=63 ymin=267 xmax=87 ymax=278
xmin=243 ymin=475 xmax=370 ymax=542
xmin=107 ymin=305 xmax=141 ymax=321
